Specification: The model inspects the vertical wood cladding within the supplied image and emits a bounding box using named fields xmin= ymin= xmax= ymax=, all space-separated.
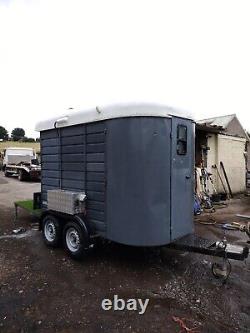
xmin=40 ymin=122 xmax=106 ymax=232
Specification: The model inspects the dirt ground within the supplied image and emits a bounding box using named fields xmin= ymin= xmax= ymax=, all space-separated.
xmin=0 ymin=173 xmax=249 ymax=333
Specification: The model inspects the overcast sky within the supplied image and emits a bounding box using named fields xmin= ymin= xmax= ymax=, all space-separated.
xmin=0 ymin=0 xmax=250 ymax=137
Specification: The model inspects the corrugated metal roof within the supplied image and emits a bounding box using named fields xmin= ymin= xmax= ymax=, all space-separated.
xmin=197 ymin=114 xmax=236 ymax=129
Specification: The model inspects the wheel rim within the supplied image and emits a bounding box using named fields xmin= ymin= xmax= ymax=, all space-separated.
xmin=44 ymin=220 xmax=56 ymax=242
xmin=66 ymin=227 xmax=80 ymax=252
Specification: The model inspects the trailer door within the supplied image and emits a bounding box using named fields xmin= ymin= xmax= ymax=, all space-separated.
xmin=171 ymin=117 xmax=194 ymax=240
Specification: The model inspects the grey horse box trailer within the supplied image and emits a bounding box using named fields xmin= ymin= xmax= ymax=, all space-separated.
xmin=36 ymin=104 xmax=194 ymax=248
xmin=35 ymin=104 xmax=248 ymax=274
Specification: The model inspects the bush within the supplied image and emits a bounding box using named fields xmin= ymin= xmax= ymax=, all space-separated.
xmin=22 ymin=137 xmax=35 ymax=142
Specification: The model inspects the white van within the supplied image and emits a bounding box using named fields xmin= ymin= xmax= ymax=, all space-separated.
xmin=3 ymin=147 xmax=41 ymax=181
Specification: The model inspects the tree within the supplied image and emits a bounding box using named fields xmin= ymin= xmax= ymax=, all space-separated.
xmin=11 ymin=128 xmax=25 ymax=141
xmin=0 ymin=126 xmax=8 ymax=140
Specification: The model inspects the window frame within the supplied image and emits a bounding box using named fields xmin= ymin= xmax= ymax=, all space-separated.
xmin=176 ymin=124 xmax=187 ymax=155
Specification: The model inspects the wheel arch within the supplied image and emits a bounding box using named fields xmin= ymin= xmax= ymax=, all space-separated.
xmin=39 ymin=210 xmax=66 ymax=230
xmin=67 ymin=215 xmax=90 ymax=248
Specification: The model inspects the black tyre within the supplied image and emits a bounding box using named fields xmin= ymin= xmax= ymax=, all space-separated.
xmin=42 ymin=215 xmax=62 ymax=247
xmin=63 ymin=221 xmax=89 ymax=259
xmin=4 ymin=169 xmax=10 ymax=177
xmin=18 ymin=170 xmax=28 ymax=181
xmin=211 ymin=260 xmax=231 ymax=281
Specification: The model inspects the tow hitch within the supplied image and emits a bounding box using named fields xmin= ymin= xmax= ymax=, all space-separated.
xmin=167 ymin=234 xmax=249 ymax=281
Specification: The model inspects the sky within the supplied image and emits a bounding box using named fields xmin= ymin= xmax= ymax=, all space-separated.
xmin=0 ymin=0 xmax=250 ymax=138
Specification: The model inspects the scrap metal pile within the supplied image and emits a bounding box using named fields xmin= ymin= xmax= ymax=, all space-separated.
xmin=194 ymin=162 xmax=232 ymax=215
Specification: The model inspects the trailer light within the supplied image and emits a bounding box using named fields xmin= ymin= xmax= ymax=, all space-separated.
xmin=78 ymin=193 xmax=86 ymax=202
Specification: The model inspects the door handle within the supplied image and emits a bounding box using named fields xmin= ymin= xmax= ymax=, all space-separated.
xmin=185 ymin=175 xmax=191 ymax=179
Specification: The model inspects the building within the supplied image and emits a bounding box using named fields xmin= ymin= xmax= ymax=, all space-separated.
xmin=196 ymin=114 xmax=249 ymax=194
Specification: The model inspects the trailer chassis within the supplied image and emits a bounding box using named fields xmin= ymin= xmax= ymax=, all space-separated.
xmin=39 ymin=208 xmax=249 ymax=281
xmin=167 ymin=233 xmax=249 ymax=280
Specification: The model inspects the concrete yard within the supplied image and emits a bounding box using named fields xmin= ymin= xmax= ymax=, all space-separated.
xmin=0 ymin=172 xmax=249 ymax=332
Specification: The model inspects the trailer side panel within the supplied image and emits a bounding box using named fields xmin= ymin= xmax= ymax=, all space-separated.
xmin=40 ymin=122 xmax=107 ymax=233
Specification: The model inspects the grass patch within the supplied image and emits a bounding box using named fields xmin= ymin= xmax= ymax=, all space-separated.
xmin=0 ymin=141 xmax=40 ymax=153
xmin=15 ymin=200 xmax=41 ymax=216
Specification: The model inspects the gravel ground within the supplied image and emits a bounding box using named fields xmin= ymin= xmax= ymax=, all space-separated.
xmin=0 ymin=172 xmax=249 ymax=333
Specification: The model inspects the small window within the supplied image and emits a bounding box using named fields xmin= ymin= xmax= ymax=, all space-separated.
xmin=177 ymin=125 xmax=187 ymax=155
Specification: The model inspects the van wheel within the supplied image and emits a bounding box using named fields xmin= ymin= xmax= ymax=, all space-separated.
xmin=18 ymin=170 xmax=27 ymax=181
xmin=63 ymin=221 xmax=89 ymax=259
xmin=4 ymin=170 xmax=10 ymax=177
xmin=42 ymin=215 xmax=62 ymax=247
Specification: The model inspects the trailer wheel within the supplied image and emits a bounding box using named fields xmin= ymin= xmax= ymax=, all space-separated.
xmin=42 ymin=215 xmax=62 ymax=247
xmin=63 ymin=221 xmax=89 ymax=259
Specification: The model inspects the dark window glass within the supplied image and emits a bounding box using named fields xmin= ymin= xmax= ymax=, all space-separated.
xmin=177 ymin=125 xmax=187 ymax=155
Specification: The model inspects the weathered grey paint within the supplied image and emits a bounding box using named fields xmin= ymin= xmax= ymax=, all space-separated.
xmin=105 ymin=117 xmax=171 ymax=246
xmin=171 ymin=117 xmax=195 ymax=240
xmin=40 ymin=115 xmax=194 ymax=246
xmin=40 ymin=122 xmax=106 ymax=233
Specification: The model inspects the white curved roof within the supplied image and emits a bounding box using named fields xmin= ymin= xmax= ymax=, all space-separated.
xmin=35 ymin=103 xmax=193 ymax=132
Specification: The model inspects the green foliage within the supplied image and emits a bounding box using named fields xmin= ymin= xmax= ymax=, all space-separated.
xmin=22 ymin=137 xmax=35 ymax=142
xmin=0 ymin=126 xmax=8 ymax=140
xmin=11 ymin=128 xmax=25 ymax=141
